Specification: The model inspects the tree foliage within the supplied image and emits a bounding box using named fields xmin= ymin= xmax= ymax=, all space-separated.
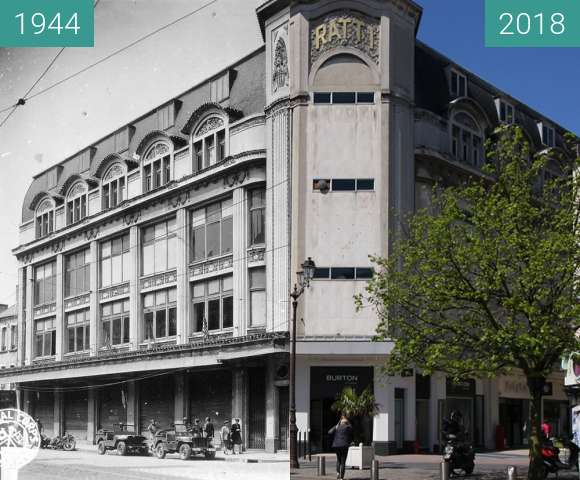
xmin=356 ymin=125 xmax=580 ymax=479
xmin=331 ymin=386 xmax=379 ymax=419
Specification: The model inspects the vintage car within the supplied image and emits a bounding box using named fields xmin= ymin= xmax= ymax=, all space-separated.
xmin=153 ymin=425 xmax=216 ymax=460
xmin=96 ymin=423 xmax=149 ymax=456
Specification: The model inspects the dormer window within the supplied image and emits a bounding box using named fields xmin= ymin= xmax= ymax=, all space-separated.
xmin=496 ymin=99 xmax=515 ymax=124
xmin=451 ymin=112 xmax=483 ymax=168
xmin=539 ymin=122 xmax=555 ymax=148
xmin=450 ymin=70 xmax=467 ymax=98
xmin=192 ymin=116 xmax=227 ymax=174
xmin=102 ymin=163 xmax=126 ymax=209
xmin=36 ymin=198 xmax=54 ymax=238
xmin=66 ymin=182 xmax=88 ymax=225
xmin=143 ymin=141 xmax=171 ymax=193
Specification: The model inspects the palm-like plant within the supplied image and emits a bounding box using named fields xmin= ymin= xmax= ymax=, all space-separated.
xmin=331 ymin=387 xmax=379 ymax=419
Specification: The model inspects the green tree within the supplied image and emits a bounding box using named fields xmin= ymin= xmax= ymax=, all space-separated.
xmin=357 ymin=126 xmax=580 ymax=479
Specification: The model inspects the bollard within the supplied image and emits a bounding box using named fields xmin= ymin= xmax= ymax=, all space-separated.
xmin=370 ymin=459 xmax=379 ymax=480
xmin=317 ymin=456 xmax=326 ymax=476
xmin=440 ymin=461 xmax=450 ymax=480
xmin=507 ymin=466 xmax=517 ymax=480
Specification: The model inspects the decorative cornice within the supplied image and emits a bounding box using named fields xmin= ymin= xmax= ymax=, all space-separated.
xmin=51 ymin=238 xmax=66 ymax=254
xmin=99 ymin=283 xmax=130 ymax=302
xmin=169 ymin=191 xmax=190 ymax=209
xmin=84 ymin=227 xmax=100 ymax=241
xmin=123 ymin=210 xmax=141 ymax=226
xmin=140 ymin=270 xmax=177 ymax=291
xmin=223 ymin=170 xmax=248 ymax=188
xmin=189 ymin=256 xmax=233 ymax=279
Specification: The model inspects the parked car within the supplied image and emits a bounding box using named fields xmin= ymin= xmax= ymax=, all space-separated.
xmin=96 ymin=423 xmax=149 ymax=456
xmin=153 ymin=425 xmax=216 ymax=460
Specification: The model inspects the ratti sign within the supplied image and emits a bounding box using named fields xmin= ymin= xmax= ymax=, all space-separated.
xmin=310 ymin=11 xmax=380 ymax=65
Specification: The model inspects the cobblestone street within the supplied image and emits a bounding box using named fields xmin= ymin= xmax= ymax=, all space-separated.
xmin=13 ymin=446 xmax=289 ymax=480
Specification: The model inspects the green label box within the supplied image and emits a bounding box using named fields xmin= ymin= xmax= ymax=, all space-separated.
xmin=0 ymin=0 xmax=94 ymax=47
xmin=486 ymin=0 xmax=580 ymax=47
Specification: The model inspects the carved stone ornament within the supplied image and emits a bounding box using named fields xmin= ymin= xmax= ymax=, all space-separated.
xmin=52 ymin=239 xmax=66 ymax=253
xmin=37 ymin=199 xmax=53 ymax=214
xmin=22 ymin=253 xmax=34 ymax=265
xmin=310 ymin=11 xmax=380 ymax=66
xmin=223 ymin=170 xmax=247 ymax=188
xmin=84 ymin=227 xmax=99 ymax=241
xmin=169 ymin=191 xmax=190 ymax=209
xmin=123 ymin=210 xmax=141 ymax=226
xmin=195 ymin=117 xmax=224 ymax=137
xmin=68 ymin=182 xmax=87 ymax=199
xmin=272 ymin=38 xmax=289 ymax=92
xmin=145 ymin=142 xmax=170 ymax=161
xmin=103 ymin=164 xmax=124 ymax=182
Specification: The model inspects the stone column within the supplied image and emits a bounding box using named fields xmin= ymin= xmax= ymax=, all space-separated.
xmin=25 ymin=265 xmax=34 ymax=366
xmin=22 ymin=389 xmax=32 ymax=415
xmin=54 ymin=389 xmax=63 ymax=437
xmin=89 ymin=241 xmax=98 ymax=356
xmin=232 ymin=187 xmax=247 ymax=337
xmin=129 ymin=226 xmax=140 ymax=349
xmin=265 ymin=358 xmax=278 ymax=453
xmin=17 ymin=267 xmax=26 ymax=366
xmin=232 ymin=367 xmax=248 ymax=450
xmin=87 ymin=389 xmax=97 ymax=444
xmin=55 ymin=254 xmax=64 ymax=361
xmin=373 ymin=366 xmax=391 ymax=455
xmin=175 ymin=208 xmax=189 ymax=344
xmin=126 ymin=380 xmax=139 ymax=433
xmin=174 ymin=373 xmax=189 ymax=426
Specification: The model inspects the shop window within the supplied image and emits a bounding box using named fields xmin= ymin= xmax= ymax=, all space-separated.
xmin=66 ymin=182 xmax=88 ymax=225
xmin=191 ymin=200 xmax=233 ymax=262
xmin=142 ymin=218 xmax=177 ymax=276
xmin=65 ymin=249 xmax=91 ymax=298
xmin=66 ymin=309 xmax=90 ymax=353
xmin=143 ymin=287 xmax=177 ymax=341
xmin=192 ymin=116 xmax=227 ymax=173
xmin=249 ymin=190 xmax=265 ymax=246
xmin=34 ymin=261 xmax=56 ymax=306
xmin=100 ymin=234 xmax=130 ymax=287
xmin=102 ymin=163 xmax=126 ymax=209
xmin=35 ymin=317 xmax=56 ymax=358
xmin=191 ymin=275 xmax=233 ymax=333
xmin=250 ymin=268 xmax=266 ymax=327
xmin=101 ymin=299 xmax=130 ymax=347
xmin=35 ymin=198 xmax=54 ymax=238
xmin=451 ymin=112 xmax=483 ymax=168
xmin=143 ymin=142 xmax=171 ymax=192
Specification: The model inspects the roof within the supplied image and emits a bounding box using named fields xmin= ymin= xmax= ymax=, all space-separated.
xmin=0 ymin=305 xmax=17 ymax=320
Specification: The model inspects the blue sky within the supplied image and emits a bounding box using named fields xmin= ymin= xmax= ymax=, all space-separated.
xmin=417 ymin=0 xmax=580 ymax=134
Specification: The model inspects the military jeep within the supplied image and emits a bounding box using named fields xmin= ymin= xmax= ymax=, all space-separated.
xmin=153 ymin=425 xmax=216 ymax=460
xmin=96 ymin=423 xmax=149 ymax=456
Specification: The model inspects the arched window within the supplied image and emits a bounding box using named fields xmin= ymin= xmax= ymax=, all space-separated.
xmin=192 ymin=116 xmax=226 ymax=174
xmin=36 ymin=198 xmax=54 ymax=238
xmin=143 ymin=141 xmax=171 ymax=192
xmin=66 ymin=181 xmax=88 ymax=225
xmin=102 ymin=163 xmax=126 ymax=209
xmin=451 ymin=112 xmax=484 ymax=168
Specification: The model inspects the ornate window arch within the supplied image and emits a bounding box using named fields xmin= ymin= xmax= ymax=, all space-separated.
xmin=451 ymin=111 xmax=484 ymax=168
xmin=143 ymin=141 xmax=172 ymax=192
xmin=191 ymin=114 xmax=227 ymax=173
xmin=36 ymin=197 xmax=55 ymax=238
xmin=102 ymin=163 xmax=126 ymax=209
xmin=66 ymin=181 xmax=88 ymax=225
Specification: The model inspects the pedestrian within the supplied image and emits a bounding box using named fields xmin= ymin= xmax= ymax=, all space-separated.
xmin=328 ymin=415 xmax=353 ymax=480
xmin=221 ymin=420 xmax=232 ymax=454
xmin=182 ymin=416 xmax=191 ymax=432
xmin=204 ymin=416 xmax=215 ymax=440
xmin=541 ymin=419 xmax=552 ymax=442
xmin=231 ymin=418 xmax=242 ymax=454
xmin=147 ymin=418 xmax=159 ymax=451
xmin=35 ymin=417 xmax=43 ymax=435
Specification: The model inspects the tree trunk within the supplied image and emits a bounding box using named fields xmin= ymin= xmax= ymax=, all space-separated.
xmin=527 ymin=376 xmax=546 ymax=480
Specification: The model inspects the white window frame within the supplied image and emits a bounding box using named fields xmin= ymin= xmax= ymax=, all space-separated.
xmin=102 ymin=163 xmax=127 ymax=210
xmin=142 ymin=141 xmax=172 ymax=193
xmin=143 ymin=288 xmax=177 ymax=341
xmin=101 ymin=299 xmax=130 ymax=348
xmin=191 ymin=199 xmax=233 ymax=263
xmin=141 ymin=218 xmax=177 ymax=276
xmin=66 ymin=309 xmax=90 ymax=354
xmin=191 ymin=115 xmax=228 ymax=173
xmin=191 ymin=275 xmax=233 ymax=335
xmin=496 ymin=99 xmax=515 ymax=125
xmin=35 ymin=198 xmax=55 ymax=239
xmin=100 ymin=234 xmax=130 ymax=288
xmin=451 ymin=111 xmax=484 ymax=168
xmin=34 ymin=317 xmax=56 ymax=359
xmin=450 ymin=69 xmax=468 ymax=98
xmin=539 ymin=122 xmax=556 ymax=148
xmin=66 ymin=181 xmax=88 ymax=225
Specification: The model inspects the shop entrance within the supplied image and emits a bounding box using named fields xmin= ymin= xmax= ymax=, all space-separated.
xmin=139 ymin=375 xmax=174 ymax=433
xmin=98 ymin=385 xmax=126 ymax=431
xmin=64 ymin=390 xmax=88 ymax=440
xmin=278 ymin=386 xmax=289 ymax=451
xmin=248 ymin=367 xmax=266 ymax=449
xmin=499 ymin=398 xmax=529 ymax=447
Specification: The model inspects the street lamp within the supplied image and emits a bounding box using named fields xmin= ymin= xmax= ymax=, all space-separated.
xmin=290 ymin=257 xmax=316 ymax=469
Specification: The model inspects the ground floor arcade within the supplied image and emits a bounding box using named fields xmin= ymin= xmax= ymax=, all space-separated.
xmin=296 ymin=340 xmax=569 ymax=455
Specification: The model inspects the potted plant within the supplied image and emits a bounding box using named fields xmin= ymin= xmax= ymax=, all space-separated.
xmin=331 ymin=386 xmax=379 ymax=470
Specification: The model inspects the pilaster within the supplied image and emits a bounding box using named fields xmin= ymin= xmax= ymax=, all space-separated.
xmin=176 ymin=208 xmax=189 ymax=344
xmin=89 ymin=241 xmax=98 ymax=356
xmin=17 ymin=267 xmax=26 ymax=366
xmin=129 ymin=226 xmax=140 ymax=349
xmin=87 ymin=389 xmax=97 ymax=444
xmin=232 ymin=187 xmax=248 ymax=337
xmin=25 ymin=265 xmax=33 ymax=365
xmin=54 ymin=389 xmax=63 ymax=436
xmin=174 ymin=373 xmax=189 ymax=426
xmin=55 ymin=254 xmax=64 ymax=360
xmin=126 ymin=380 xmax=138 ymax=433
xmin=265 ymin=357 xmax=278 ymax=453
xmin=232 ymin=367 xmax=248 ymax=449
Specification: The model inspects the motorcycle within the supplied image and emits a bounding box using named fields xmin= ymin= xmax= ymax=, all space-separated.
xmin=540 ymin=440 xmax=579 ymax=479
xmin=40 ymin=432 xmax=76 ymax=451
xmin=443 ymin=433 xmax=475 ymax=476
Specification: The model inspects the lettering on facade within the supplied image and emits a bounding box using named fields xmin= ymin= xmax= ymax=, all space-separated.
xmin=326 ymin=374 xmax=359 ymax=383
xmin=310 ymin=11 xmax=380 ymax=66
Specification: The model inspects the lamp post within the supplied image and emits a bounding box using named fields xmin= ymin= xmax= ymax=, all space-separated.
xmin=289 ymin=257 xmax=316 ymax=470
